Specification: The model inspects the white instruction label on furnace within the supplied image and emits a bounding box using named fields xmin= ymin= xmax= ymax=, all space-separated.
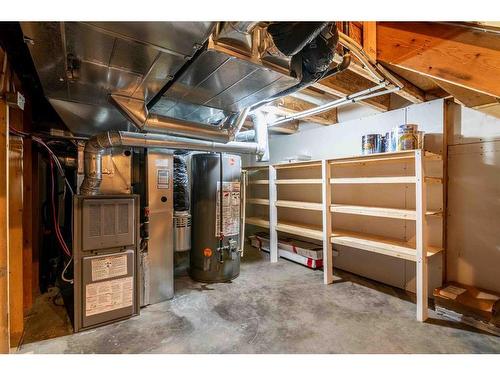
xmin=85 ymin=276 xmax=133 ymax=317
xmin=91 ymin=254 xmax=128 ymax=281
xmin=216 ymin=181 xmax=241 ymax=236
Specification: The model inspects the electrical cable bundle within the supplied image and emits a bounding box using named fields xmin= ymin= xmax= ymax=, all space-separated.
xmin=9 ymin=127 xmax=74 ymax=283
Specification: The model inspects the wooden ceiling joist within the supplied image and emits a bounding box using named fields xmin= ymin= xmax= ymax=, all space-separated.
xmin=262 ymin=96 xmax=338 ymax=126
xmin=377 ymin=22 xmax=500 ymax=98
xmin=313 ymin=70 xmax=391 ymax=112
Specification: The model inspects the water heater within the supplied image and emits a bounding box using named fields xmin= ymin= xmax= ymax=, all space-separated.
xmin=190 ymin=153 xmax=242 ymax=282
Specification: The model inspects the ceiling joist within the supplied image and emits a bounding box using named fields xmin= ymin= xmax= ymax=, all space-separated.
xmin=377 ymin=22 xmax=500 ymax=98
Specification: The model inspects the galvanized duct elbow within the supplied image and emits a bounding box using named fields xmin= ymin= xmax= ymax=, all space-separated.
xmin=80 ymin=130 xmax=264 ymax=195
xmin=110 ymin=94 xmax=249 ymax=143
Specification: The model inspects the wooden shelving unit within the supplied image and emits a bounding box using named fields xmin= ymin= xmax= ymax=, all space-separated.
xmin=275 ymin=178 xmax=323 ymax=184
xmin=248 ymin=150 xmax=445 ymax=322
xmin=324 ymin=149 xmax=444 ymax=322
xmin=243 ymin=166 xmax=270 ymax=232
xmin=272 ymin=161 xmax=324 ymax=249
xmin=330 ymin=230 xmax=442 ymax=262
xmin=330 ymin=204 xmax=442 ymax=220
xmin=276 ymin=200 xmax=322 ymax=211
xmin=275 ymin=221 xmax=323 ymax=240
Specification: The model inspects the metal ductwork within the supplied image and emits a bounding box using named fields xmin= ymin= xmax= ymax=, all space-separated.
xmin=21 ymin=22 xmax=346 ymax=137
xmin=80 ymin=123 xmax=268 ymax=195
xmin=110 ymin=94 xmax=249 ymax=143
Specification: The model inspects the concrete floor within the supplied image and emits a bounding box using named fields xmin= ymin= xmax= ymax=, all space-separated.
xmin=18 ymin=247 xmax=500 ymax=354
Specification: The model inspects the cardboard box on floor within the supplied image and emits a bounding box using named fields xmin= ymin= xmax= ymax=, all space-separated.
xmin=433 ymin=282 xmax=500 ymax=322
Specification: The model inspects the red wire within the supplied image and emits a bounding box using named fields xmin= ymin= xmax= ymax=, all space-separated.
xmin=49 ymin=158 xmax=71 ymax=257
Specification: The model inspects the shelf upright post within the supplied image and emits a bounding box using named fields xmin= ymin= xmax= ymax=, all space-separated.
xmin=415 ymin=150 xmax=429 ymax=321
xmin=322 ymin=160 xmax=334 ymax=284
xmin=268 ymin=165 xmax=278 ymax=263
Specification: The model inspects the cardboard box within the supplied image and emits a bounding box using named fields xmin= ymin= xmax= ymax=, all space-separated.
xmin=433 ymin=282 xmax=500 ymax=322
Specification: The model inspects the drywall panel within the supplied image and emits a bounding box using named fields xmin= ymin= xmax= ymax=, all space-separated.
xmin=447 ymin=140 xmax=500 ymax=292
xmin=451 ymin=106 xmax=500 ymax=145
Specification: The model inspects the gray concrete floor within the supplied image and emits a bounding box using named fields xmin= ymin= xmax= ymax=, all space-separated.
xmin=18 ymin=247 xmax=500 ymax=354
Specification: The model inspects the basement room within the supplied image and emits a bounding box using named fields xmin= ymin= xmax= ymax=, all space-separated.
xmin=1 ymin=1 xmax=499 ymax=371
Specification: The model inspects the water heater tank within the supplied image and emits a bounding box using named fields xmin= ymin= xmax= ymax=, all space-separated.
xmin=190 ymin=153 xmax=242 ymax=283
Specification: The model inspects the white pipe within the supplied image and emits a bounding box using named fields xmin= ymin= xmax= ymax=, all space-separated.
xmin=269 ymin=82 xmax=392 ymax=126
xmin=81 ymin=131 xmax=264 ymax=195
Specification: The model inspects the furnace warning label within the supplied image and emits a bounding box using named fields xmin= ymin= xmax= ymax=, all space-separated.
xmin=216 ymin=182 xmax=241 ymax=237
xmin=91 ymin=254 xmax=128 ymax=281
xmin=85 ymin=276 xmax=133 ymax=317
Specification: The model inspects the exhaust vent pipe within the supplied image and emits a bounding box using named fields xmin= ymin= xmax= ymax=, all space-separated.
xmin=80 ymin=124 xmax=268 ymax=195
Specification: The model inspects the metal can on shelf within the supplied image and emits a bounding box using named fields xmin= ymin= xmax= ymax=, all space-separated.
xmin=396 ymin=124 xmax=418 ymax=151
xmin=362 ymin=134 xmax=382 ymax=155
xmin=385 ymin=130 xmax=397 ymax=152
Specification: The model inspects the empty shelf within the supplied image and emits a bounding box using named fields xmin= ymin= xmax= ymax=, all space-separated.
xmin=249 ymin=179 xmax=269 ymax=185
xmin=274 ymin=161 xmax=322 ymax=169
xmin=275 ymin=221 xmax=323 ymax=240
xmin=243 ymin=165 xmax=269 ymax=170
xmin=330 ymin=204 xmax=443 ymax=220
xmin=331 ymin=204 xmax=415 ymax=220
xmin=330 ymin=176 xmax=416 ymax=184
xmin=275 ymin=179 xmax=322 ymax=185
xmin=246 ymin=217 xmax=270 ymax=228
xmin=330 ymin=230 xmax=442 ymax=261
xmin=328 ymin=150 xmax=442 ymax=166
xmin=247 ymin=198 xmax=269 ymax=205
xmin=276 ymin=200 xmax=322 ymax=211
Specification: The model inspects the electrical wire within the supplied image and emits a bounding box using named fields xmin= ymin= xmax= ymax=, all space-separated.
xmin=61 ymin=257 xmax=74 ymax=284
xmin=49 ymin=158 xmax=74 ymax=284
xmin=9 ymin=127 xmax=75 ymax=196
xmin=9 ymin=126 xmax=75 ymax=282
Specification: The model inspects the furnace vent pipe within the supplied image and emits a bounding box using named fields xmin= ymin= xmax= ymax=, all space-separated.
xmin=80 ymin=131 xmax=266 ymax=195
xmin=110 ymin=94 xmax=249 ymax=143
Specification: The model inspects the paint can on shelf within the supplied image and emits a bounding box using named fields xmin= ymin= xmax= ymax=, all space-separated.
xmin=396 ymin=124 xmax=418 ymax=151
xmin=361 ymin=134 xmax=382 ymax=155
xmin=385 ymin=130 xmax=397 ymax=152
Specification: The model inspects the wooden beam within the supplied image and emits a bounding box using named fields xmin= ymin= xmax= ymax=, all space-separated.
xmin=269 ymin=122 xmax=300 ymax=134
xmin=316 ymin=70 xmax=391 ymax=112
xmin=0 ymin=99 xmax=9 ymax=353
xmin=275 ymin=96 xmax=338 ymax=125
xmin=363 ymin=21 xmax=377 ymax=61
xmin=377 ymin=22 xmax=500 ymax=98
xmin=8 ymin=135 xmax=24 ymax=347
xmin=433 ymin=78 xmax=500 ymax=114
xmin=329 ymin=53 xmax=425 ymax=104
